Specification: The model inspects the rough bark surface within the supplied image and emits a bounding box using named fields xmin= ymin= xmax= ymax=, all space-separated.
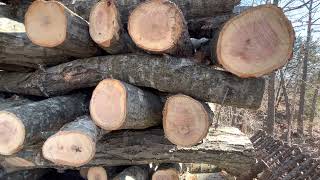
xmin=113 ymin=166 xmax=149 ymax=180
xmin=0 ymin=169 xmax=50 ymax=180
xmin=0 ymin=54 xmax=265 ymax=109
xmin=25 ymin=0 xmax=99 ymax=58
xmin=0 ymin=17 xmax=86 ymax=71
xmin=3 ymin=127 xmax=254 ymax=176
xmin=0 ymin=96 xmax=33 ymax=111
xmin=0 ymin=93 xmax=89 ymax=154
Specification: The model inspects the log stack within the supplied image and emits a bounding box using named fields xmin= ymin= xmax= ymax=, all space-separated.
xmin=0 ymin=0 xmax=295 ymax=179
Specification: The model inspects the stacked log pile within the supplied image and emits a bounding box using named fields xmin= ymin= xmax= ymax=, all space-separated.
xmin=0 ymin=0 xmax=294 ymax=179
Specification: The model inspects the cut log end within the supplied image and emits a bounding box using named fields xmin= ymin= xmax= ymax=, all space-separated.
xmin=42 ymin=131 xmax=96 ymax=167
xmin=89 ymin=0 xmax=120 ymax=47
xmin=217 ymin=5 xmax=294 ymax=78
xmin=128 ymin=0 xmax=184 ymax=52
xmin=25 ymin=0 xmax=67 ymax=47
xmin=163 ymin=95 xmax=209 ymax=147
xmin=152 ymin=169 xmax=180 ymax=180
xmin=87 ymin=167 xmax=108 ymax=180
xmin=0 ymin=112 xmax=25 ymax=155
xmin=90 ymin=79 xmax=127 ymax=130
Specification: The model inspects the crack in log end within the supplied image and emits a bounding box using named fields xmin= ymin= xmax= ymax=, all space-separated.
xmin=71 ymin=145 xmax=82 ymax=153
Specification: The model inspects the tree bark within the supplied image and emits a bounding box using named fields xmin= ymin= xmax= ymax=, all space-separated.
xmin=280 ymin=70 xmax=292 ymax=144
xmin=0 ymin=17 xmax=95 ymax=71
xmin=181 ymin=163 xmax=219 ymax=174
xmin=113 ymin=166 xmax=149 ymax=180
xmin=42 ymin=115 xmax=107 ymax=167
xmin=87 ymin=166 xmax=108 ymax=180
xmin=308 ymin=71 xmax=320 ymax=136
xmin=90 ymin=79 xmax=163 ymax=130
xmin=24 ymin=0 xmax=99 ymax=58
xmin=89 ymin=0 xmax=138 ymax=54
xmin=297 ymin=0 xmax=313 ymax=136
xmin=216 ymin=5 xmax=294 ymax=78
xmin=0 ymin=93 xmax=89 ymax=155
xmin=266 ymin=72 xmax=276 ymax=136
xmin=55 ymin=0 xmax=240 ymax=22
xmin=0 ymin=95 xmax=33 ymax=111
xmin=3 ymin=127 xmax=255 ymax=177
xmin=0 ymin=54 xmax=265 ymax=109
xmin=0 ymin=169 xmax=50 ymax=180
xmin=183 ymin=172 xmax=232 ymax=180
xmin=128 ymin=0 xmax=193 ymax=57
xmin=163 ymin=94 xmax=213 ymax=146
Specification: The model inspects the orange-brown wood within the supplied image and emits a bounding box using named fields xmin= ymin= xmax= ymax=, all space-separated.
xmin=216 ymin=5 xmax=294 ymax=78
xmin=152 ymin=168 xmax=180 ymax=180
xmin=87 ymin=167 xmax=108 ymax=180
xmin=163 ymin=94 xmax=210 ymax=147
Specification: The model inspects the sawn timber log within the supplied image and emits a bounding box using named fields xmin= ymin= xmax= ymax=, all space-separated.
xmin=0 ymin=54 xmax=265 ymax=109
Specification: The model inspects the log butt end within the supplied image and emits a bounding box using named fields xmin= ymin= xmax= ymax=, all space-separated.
xmin=217 ymin=5 xmax=294 ymax=78
xmin=89 ymin=0 xmax=120 ymax=48
xmin=25 ymin=0 xmax=67 ymax=47
xmin=90 ymin=79 xmax=127 ymax=130
xmin=42 ymin=131 xmax=96 ymax=167
xmin=0 ymin=112 xmax=25 ymax=155
xmin=128 ymin=0 xmax=184 ymax=53
xmin=163 ymin=95 xmax=209 ymax=147
xmin=87 ymin=167 xmax=108 ymax=180
xmin=152 ymin=168 xmax=180 ymax=180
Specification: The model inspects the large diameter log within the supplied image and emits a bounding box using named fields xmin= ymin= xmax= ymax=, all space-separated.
xmin=0 ymin=54 xmax=265 ymax=109
xmin=3 ymin=127 xmax=254 ymax=176
xmin=163 ymin=94 xmax=212 ymax=146
xmin=112 ymin=166 xmax=149 ymax=180
xmin=88 ymin=167 xmax=108 ymax=180
xmin=42 ymin=116 xmax=106 ymax=167
xmin=0 ymin=95 xmax=33 ymax=111
xmin=216 ymin=5 xmax=295 ymax=78
xmin=90 ymin=79 xmax=163 ymax=130
xmin=128 ymin=0 xmax=193 ymax=57
xmin=0 ymin=93 xmax=88 ymax=155
xmin=24 ymin=0 xmax=99 ymax=57
xmin=0 ymin=17 xmax=88 ymax=71
xmin=89 ymin=0 xmax=137 ymax=54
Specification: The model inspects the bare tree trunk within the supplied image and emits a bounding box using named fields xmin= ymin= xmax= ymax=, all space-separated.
xmin=308 ymin=71 xmax=320 ymax=136
xmin=297 ymin=0 xmax=313 ymax=136
xmin=266 ymin=72 xmax=276 ymax=135
xmin=280 ymin=70 xmax=292 ymax=145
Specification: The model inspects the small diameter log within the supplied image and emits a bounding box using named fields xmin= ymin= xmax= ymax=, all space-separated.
xmin=87 ymin=167 xmax=108 ymax=180
xmin=0 ymin=17 xmax=85 ymax=71
xmin=216 ymin=5 xmax=294 ymax=78
xmin=24 ymin=0 xmax=99 ymax=57
xmin=89 ymin=0 xmax=137 ymax=54
xmin=42 ymin=116 xmax=106 ymax=167
xmin=113 ymin=166 xmax=149 ymax=180
xmin=163 ymin=94 xmax=212 ymax=146
xmin=90 ymin=79 xmax=163 ymax=130
xmin=128 ymin=0 xmax=193 ymax=57
xmin=0 ymin=54 xmax=265 ymax=109
xmin=0 ymin=93 xmax=88 ymax=155
xmin=152 ymin=164 xmax=180 ymax=180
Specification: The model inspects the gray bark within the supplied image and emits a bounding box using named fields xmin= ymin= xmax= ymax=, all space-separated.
xmin=118 ymin=82 xmax=163 ymax=129
xmin=266 ymin=72 xmax=276 ymax=135
xmin=2 ymin=127 xmax=255 ymax=177
xmin=1 ymin=93 xmax=89 ymax=149
xmin=0 ymin=169 xmax=50 ymax=180
xmin=0 ymin=54 xmax=265 ymax=109
xmin=308 ymin=71 xmax=320 ymax=136
xmin=0 ymin=96 xmax=33 ymax=111
xmin=112 ymin=166 xmax=149 ymax=180
xmin=280 ymin=70 xmax=292 ymax=144
xmin=0 ymin=16 xmax=95 ymax=71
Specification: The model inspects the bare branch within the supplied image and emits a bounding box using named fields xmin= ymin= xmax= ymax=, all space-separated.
xmin=284 ymin=0 xmax=310 ymax=12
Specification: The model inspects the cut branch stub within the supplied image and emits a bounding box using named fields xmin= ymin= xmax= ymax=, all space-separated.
xmin=163 ymin=94 xmax=210 ymax=147
xmin=128 ymin=0 xmax=193 ymax=56
xmin=90 ymin=79 xmax=162 ymax=131
xmin=216 ymin=5 xmax=294 ymax=78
